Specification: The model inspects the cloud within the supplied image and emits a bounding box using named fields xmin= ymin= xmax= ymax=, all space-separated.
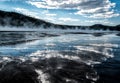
xmin=40 ymin=10 xmax=57 ymax=22
xmin=58 ymin=17 xmax=79 ymax=22
xmin=44 ymin=17 xmax=56 ymax=22
xmin=14 ymin=8 xmax=40 ymax=19
xmin=27 ymin=0 xmax=119 ymax=18
xmin=45 ymin=13 xmax=57 ymax=17
xmin=42 ymin=10 xmax=57 ymax=17
xmin=85 ymin=19 xmax=112 ymax=24
xmin=14 ymin=8 xmax=57 ymax=21
xmin=88 ymin=11 xmax=120 ymax=18
xmin=27 ymin=0 xmax=82 ymax=9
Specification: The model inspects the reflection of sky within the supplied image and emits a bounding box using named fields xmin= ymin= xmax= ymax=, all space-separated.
xmin=0 ymin=32 xmax=119 ymax=57
xmin=0 ymin=0 xmax=120 ymax=26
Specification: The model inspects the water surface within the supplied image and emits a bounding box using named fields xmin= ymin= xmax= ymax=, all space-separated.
xmin=0 ymin=31 xmax=120 ymax=83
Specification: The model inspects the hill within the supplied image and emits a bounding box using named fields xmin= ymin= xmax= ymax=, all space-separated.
xmin=0 ymin=10 xmax=120 ymax=31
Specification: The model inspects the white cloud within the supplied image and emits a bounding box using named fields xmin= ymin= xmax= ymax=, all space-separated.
xmin=14 ymin=8 xmax=40 ymax=19
xmin=45 ymin=13 xmax=57 ymax=16
xmin=41 ymin=10 xmax=57 ymax=17
xmin=58 ymin=17 xmax=79 ymax=22
xmin=27 ymin=0 xmax=119 ymax=18
xmin=85 ymin=19 xmax=114 ymax=25
xmin=44 ymin=17 xmax=56 ymax=22
xmin=27 ymin=0 xmax=80 ymax=9
xmin=74 ymin=0 xmax=120 ymax=18
xmin=88 ymin=11 xmax=120 ymax=18
xmin=14 ymin=8 xmax=57 ymax=22
xmin=40 ymin=10 xmax=57 ymax=22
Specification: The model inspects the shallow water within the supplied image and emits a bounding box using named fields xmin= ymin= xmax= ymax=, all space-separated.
xmin=0 ymin=31 xmax=120 ymax=83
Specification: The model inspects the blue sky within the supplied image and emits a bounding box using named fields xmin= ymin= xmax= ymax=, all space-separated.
xmin=0 ymin=0 xmax=120 ymax=26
